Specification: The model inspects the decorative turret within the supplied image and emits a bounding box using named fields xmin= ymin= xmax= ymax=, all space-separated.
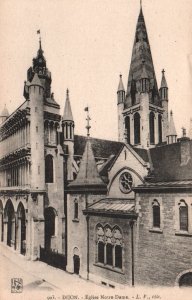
xmin=62 ymin=89 xmax=74 ymax=181
xmin=188 ymin=118 xmax=192 ymax=139
xmin=160 ymin=69 xmax=168 ymax=100
xmin=0 ymin=105 xmax=9 ymax=124
xmin=25 ymin=38 xmax=52 ymax=99
xmin=62 ymin=89 xmax=74 ymax=141
xmin=167 ymin=111 xmax=177 ymax=144
xmin=140 ymin=60 xmax=149 ymax=93
xmin=117 ymin=74 xmax=125 ymax=104
xmin=29 ymin=72 xmax=45 ymax=190
xmin=117 ymin=74 xmax=125 ymax=142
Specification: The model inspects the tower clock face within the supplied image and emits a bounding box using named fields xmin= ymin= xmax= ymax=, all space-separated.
xmin=39 ymin=58 xmax=43 ymax=63
xmin=119 ymin=171 xmax=133 ymax=193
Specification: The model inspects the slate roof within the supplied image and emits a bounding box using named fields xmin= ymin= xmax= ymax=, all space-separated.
xmin=84 ymin=198 xmax=136 ymax=216
xmin=68 ymin=138 xmax=107 ymax=191
xmin=74 ymin=135 xmax=124 ymax=158
xmin=148 ymin=140 xmax=192 ymax=182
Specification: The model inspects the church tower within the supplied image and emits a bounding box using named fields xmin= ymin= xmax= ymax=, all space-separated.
xmin=117 ymin=6 xmax=168 ymax=148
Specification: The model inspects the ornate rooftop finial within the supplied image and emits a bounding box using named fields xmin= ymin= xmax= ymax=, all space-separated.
xmin=37 ymin=29 xmax=41 ymax=49
xmin=85 ymin=106 xmax=91 ymax=137
xmin=182 ymin=127 xmax=186 ymax=138
xmin=140 ymin=0 xmax=142 ymax=9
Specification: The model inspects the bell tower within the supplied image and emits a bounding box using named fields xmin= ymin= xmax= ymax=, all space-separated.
xmin=117 ymin=5 xmax=168 ymax=148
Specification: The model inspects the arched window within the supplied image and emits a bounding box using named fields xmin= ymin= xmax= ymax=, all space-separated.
xmin=106 ymin=243 xmax=113 ymax=266
xmin=131 ymin=80 xmax=136 ymax=105
xmin=96 ymin=224 xmax=123 ymax=269
xmin=115 ymin=245 xmax=122 ymax=268
xmin=45 ymin=155 xmax=54 ymax=183
xmin=74 ymin=199 xmax=78 ymax=219
xmin=134 ymin=113 xmax=140 ymax=145
xmin=158 ymin=115 xmax=162 ymax=144
xmin=149 ymin=112 xmax=155 ymax=144
xmin=98 ymin=242 xmax=104 ymax=263
xmin=179 ymin=200 xmax=188 ymax=231
xmin=44 ymin=207 xmax=56 ymax=249
xmin=125 ymin=116 xmax=130 ymax=144
xmin=152 ymin=200 xmax=160 ymax=228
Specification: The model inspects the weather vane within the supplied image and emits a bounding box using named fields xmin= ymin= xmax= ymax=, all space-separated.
xmin=84 ymin=106 xmax=91 ymax=137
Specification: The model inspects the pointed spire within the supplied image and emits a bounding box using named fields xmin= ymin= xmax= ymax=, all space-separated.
xmin=118 ymin=74 xmax=125 ymax=92
xmin=68 ymin=139 xmax=106 ymax=191
xmin=160 ymin=69 xmax=168 ymax=88
xmin=167 ymin=110 xmax=177 ymax=139
xmin=126 ymin=5 xmax=159 ymax=99
xmin=63 ymin=89 xmax=74 ymax=121
xmin=29 ymin=72 xmax=43 ymax=87
xmin=1 ymin=104 xmax=9 ymax=117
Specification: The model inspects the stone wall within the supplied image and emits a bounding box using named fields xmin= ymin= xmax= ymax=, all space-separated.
xmin=135 ymin=191 xmax=192 ymax=286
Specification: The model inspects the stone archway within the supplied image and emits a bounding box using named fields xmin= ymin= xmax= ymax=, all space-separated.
xmin=17 ymin=202 xmax=26 ymax=255
xmin=4 ymin=200 xmax=15 ymax=247
xmin=179 ymin=272 xmax=192 ymax=287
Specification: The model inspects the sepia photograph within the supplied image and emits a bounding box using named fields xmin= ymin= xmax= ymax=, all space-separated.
xmin=0 ymin=0 xmax=192 ymax=299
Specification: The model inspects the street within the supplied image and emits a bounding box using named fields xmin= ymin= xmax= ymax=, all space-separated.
xmin=0 ymin=243 xmax=105 ymax=299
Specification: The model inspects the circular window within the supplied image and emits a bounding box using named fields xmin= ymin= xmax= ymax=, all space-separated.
xmin=119 ymin=172 xmax=133 ymax=193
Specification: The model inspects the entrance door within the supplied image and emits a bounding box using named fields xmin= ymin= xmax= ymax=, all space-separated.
xmin=73 ymin=255 xmax=80 ymax=275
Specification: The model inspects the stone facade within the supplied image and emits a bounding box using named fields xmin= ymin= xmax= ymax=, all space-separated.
xmin=0 ymin=4 xmax=192 ymax=289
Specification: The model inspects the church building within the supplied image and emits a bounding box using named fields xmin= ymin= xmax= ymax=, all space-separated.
xmin=0 ymin=5 xmax=191 ymax=288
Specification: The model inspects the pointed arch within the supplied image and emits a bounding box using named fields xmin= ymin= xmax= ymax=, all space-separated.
xmin=45 ymin=154 xmax=54 ymax=183
xmin=149 ymin=112 xmax=155 ymax=144
xmin=158 ymin=114 xmax=162 ymax=143
xmin=44 ymin=207 xmax=57 ymax=249
xmin=17 ymin=202 xmax=26 ymax=255
xmin=134 ymin=112 xmax=140 ymax=145
xmin=125 ymin=116 xmax=130 ymax=144
xmin=4 ymin=199 xmax=15 ymax=247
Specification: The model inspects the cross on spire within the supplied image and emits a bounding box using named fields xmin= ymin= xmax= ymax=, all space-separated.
xmin=162 ymin=69 xmax=165 ymax=76
xmin=140 ymin=0 xmax=142 ymax=9
xmin=85 ymin=107 xmax=91 ymax=137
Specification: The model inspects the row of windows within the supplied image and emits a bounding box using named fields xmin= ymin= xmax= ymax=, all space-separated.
xmin=124 ymin=112 xmax=162 ymax=145
xmin=152 ymin=199 xmax=189 ymax=232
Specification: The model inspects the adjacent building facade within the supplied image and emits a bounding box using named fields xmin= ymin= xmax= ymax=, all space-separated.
xmin=0 ymin=5 xmax=191 ymax=287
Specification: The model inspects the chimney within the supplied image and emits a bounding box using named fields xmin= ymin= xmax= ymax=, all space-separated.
xmin=179 ymin=127 xmax=191 ymax=166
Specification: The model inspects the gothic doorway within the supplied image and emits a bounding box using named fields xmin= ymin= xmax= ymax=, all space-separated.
xmin=73 ymin=255 xmax=80 ymax=274
xmin=73 ymin=247 xmax=80 ymax=275
xmin=5 ymin=200 xmax=15 ymax=247
xmin=44 ymin=207 xmax=56 ymax=250
xmin=17 ymin=203 xmax=26 ymax=255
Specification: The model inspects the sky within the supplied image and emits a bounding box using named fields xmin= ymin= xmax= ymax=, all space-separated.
xmin=0 ymin=0 xmax=192 ymax=141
